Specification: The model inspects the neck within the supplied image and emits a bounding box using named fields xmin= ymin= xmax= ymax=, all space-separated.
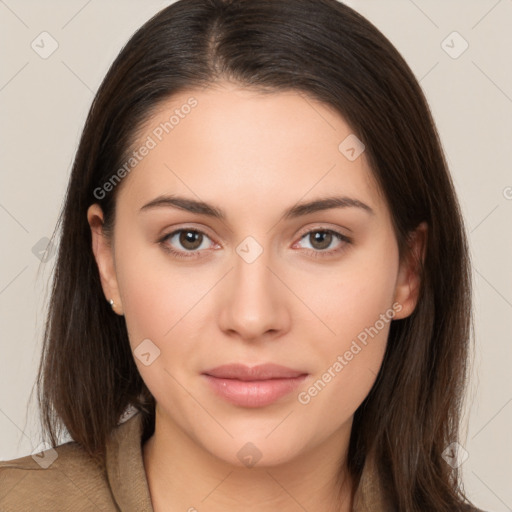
xmin=142 ymin=407 xmax=354 ymax=512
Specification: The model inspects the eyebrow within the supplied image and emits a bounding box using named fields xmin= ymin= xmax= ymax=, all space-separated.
xmin=139 ymin=194 xmax=375 ymax=220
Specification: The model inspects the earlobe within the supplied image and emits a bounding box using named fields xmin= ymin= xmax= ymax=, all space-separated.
xmin=392 ymin=221 xmax=428 ymax=320
xmin=87 ymin=204 xmax=124 ymax=316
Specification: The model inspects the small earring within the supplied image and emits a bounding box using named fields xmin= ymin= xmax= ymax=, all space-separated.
xmin=109 ymin=299 xmax=115 ymax=310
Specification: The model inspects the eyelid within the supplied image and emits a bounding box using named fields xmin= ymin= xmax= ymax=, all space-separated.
xmin=295 ymin=223 xmax=351 ymax=240
xmin=158 ymin=224 xmax=218 ymax=247
xmin=158 ymin=226 xmax=219 ymax=256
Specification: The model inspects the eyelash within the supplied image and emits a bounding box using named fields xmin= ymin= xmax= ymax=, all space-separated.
xmin=158 ymin=227 xmax=352 ymax=260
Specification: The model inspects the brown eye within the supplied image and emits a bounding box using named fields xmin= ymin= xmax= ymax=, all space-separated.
xmin=308 ymin=231 xmax=333 ymax=250
xmin=294 ymin=228 xmax=352 ymax=259
xmin=160 ymin=228 xmax=214 ymax=258
xmin=178 ymin=230 xmax=203 ymax=250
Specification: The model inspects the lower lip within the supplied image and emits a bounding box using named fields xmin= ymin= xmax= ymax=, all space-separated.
xmin=202 ymin=374 xmax=308 ymax=408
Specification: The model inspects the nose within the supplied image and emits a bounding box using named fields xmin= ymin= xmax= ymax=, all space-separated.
xmin=217 ymin=243 xmax=291 ymax=343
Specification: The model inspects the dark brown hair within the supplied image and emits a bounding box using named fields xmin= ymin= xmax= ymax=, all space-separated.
xmin=35 ymin=1 xmax=477 ymax=510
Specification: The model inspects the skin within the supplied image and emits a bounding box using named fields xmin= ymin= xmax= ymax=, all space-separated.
xmin=88 ymin=83 xmax=427 ymax=512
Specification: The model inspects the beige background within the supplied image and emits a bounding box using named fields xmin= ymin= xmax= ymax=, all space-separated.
xmin=1 ymin=1 xmax=511 ymax=510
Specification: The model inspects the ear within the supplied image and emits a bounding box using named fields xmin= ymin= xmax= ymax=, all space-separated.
xmin=392 ymin=221 xmax=428 ymax=320
xmin=87 ymin=204 xmax=124 ymax=316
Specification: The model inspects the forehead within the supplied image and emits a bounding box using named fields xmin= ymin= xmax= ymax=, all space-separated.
xmin=119 ymin=84 xmax=385 ymax=218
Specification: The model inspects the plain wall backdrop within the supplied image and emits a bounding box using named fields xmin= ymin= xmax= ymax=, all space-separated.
xmin=1 ymin=1 xmax=511 ymax=510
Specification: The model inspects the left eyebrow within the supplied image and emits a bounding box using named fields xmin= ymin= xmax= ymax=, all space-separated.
xmin=139 ymin=194 xmax=375 ymax=220
xmin=281 ymin=196 xmax=375 ymax=220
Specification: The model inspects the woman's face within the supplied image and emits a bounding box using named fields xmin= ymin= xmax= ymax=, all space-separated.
xmin=89 ymin=83 xmax=422 ymax=467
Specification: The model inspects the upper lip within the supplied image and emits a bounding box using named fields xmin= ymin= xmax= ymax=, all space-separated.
xmin=203 ymin=363 xmax=307 ymax=381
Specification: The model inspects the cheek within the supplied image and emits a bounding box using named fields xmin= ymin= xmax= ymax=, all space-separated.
xmin=115 ymin=248 xmax=211 ymax=403
xmin=113 ymin=234 xmax=205 ymax=353
xmin=298 ymin=233 xmax=399 ymax=352
xmin=296 ymin=324 xmax=388 ymax=442
xmin=294 ymin=237 xmax=398 ymax=419
xmin=295 ymin=285 xmax=395 ymax=436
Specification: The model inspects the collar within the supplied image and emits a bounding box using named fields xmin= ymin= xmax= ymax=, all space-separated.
xmin=352 ymin=451 xmax=388 ymax=511
xmin=106 ymin=411 xmax=154 ymax=511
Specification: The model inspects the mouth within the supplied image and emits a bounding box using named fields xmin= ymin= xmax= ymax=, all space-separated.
xmin=202 ymin=363 xmax=308 ymax=408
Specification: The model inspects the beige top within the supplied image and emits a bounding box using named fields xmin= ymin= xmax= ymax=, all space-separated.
xmin=0 ymin=411 xmax=476 ymax=511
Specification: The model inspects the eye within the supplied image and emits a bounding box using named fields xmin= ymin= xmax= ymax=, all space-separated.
xmin=294 ymin=228 xmax=352 ymax=258
xmin=159 ymin=227 xmax=352 ymax=260
xmin=159 ymin=228 xmax=216 ymax=259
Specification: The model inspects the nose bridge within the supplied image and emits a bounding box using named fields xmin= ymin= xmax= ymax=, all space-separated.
xmin=218 ymin=234 xmax=289 ymax=339
xmin=234 ymin=243 xmax=272 ymax=295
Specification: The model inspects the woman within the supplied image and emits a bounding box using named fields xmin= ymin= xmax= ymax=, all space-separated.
xmin=0 ymin=0 xmax=486 ymax=510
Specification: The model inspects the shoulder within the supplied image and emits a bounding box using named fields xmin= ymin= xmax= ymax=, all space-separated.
xmin=0 ymin=441 xmax=116 ymax=511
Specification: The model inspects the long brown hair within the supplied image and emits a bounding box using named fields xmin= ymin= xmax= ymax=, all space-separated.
xmin=35 ymin=1 xmax=476 ymax=510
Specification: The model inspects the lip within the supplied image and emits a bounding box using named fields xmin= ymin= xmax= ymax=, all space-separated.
xmin=203 ymin=363 xmax=306 ymax=380
xmin=202 ymin=363 xmax=308 ymax=408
